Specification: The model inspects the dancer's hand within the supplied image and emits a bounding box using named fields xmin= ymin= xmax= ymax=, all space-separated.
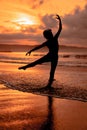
xmin=26 ymin=51 xmax=31 ymax=56
xmin=56 ymin=14 xmax=61 ymax=20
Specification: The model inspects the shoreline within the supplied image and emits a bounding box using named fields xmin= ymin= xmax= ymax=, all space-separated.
xmin=0 ymin=77 xmax=87 ymax=103
xmin=1 ymin=81 xmax=87 ymax=103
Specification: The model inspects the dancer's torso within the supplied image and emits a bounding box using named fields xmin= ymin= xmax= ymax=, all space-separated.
xmin=46 ymin=37 xmax=59 ymax=57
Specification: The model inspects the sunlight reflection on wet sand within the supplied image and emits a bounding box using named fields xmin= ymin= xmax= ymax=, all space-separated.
xmin=0 ymin=84 xmax=87 ymax=130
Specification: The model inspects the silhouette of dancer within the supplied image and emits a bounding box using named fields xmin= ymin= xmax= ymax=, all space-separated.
xmin=18 ymin=14 xmax=62 ymax=88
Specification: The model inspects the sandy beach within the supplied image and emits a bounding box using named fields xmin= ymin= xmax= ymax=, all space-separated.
xmin=0 ymin=62 xmax=87 ymax=101
xmin=0 ymin=83 xmax=87 ymax=130
xmin=0 ymin=62 xmax=87 ymax=130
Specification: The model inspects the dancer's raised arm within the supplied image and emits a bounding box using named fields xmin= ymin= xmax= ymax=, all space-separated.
xmin=55 ymin=14 xmax=62 ymax=39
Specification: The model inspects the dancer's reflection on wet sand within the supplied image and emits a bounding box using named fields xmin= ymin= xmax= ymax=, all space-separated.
xmin=40 ymin=96 xmax=53 ymax=130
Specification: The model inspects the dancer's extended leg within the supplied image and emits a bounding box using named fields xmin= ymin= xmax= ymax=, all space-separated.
xmin=18 ymin=54 xmax=50 ymax=70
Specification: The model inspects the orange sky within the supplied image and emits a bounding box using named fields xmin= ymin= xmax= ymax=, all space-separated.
xmin=0 ymin=0 xmax=87 ymax=47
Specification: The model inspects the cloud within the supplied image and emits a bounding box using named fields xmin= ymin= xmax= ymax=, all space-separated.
xmin=0 ymin=32 xmax=43 ymax=45
xmin=40 ymin=14 xmax=58 ymax=31
xmin=39 ymin=5 xmax=87 ymax=47
xmin=61 ymin=5 xmax=87 ymax=46
xmin=21 ymin=27 xmax=37 ymax=33
xmin=27 ymin=0 xmax=45 ymax=9
xmin=1 ymin=5 xmax=87 ymax=47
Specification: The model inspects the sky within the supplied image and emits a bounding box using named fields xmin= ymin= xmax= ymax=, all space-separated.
xmin=0 ymin=0 xmax=87 ymax=47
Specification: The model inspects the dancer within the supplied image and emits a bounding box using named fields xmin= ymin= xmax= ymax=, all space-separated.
xmin=18 ymin=14 xmax=62 ymax=87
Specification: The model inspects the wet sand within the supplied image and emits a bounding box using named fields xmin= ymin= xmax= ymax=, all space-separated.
xmin=0 ymin=84 xmax=87 ymax=130
xmin=0 ymin=62 xmax=87 ymax=130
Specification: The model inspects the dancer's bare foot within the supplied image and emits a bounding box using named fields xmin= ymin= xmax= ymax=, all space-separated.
xmin=18 ymin=66 xmax=26 ymax=70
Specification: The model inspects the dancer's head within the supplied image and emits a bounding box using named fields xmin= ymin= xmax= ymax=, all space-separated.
xmin=43 ymin=29 xmax=53 ymax=39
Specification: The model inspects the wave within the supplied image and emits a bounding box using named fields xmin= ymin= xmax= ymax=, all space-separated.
xmin=32 ymin=54 xmax=87 ymax=59
xmin=1 ymin=80 xmax=87 ymax=102
xmin=75 ymin=55 xmax=87 ymax=59
xmin=0 ymin=60 xmax=87 ymax=67
xmin=0 ymin=52 xmax=87 ymax=67
xmin=0 ymin=54 xmax=87 ymax=59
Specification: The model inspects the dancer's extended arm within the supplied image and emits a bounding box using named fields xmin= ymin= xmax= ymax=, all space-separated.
xmin=26 ymin=42 xmax=46 ymax=56
xmin=55 ymin=14 xmax=62 ymax=39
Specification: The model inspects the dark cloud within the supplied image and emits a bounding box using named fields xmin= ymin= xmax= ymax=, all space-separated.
xmin=0 ymin=32 xmax=43 ymax=44
xmin=61 ymin=5 xmax=87 ymax=46
xmin=39 ymin=5 xmax=87 ymax=47
xmin=40 ymin=14 xmax=57 ymax=29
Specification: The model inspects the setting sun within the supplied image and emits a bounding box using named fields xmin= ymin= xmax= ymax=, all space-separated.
xmin=15 ymin=17 xmax=34 ymax=25
xmin=13 ymin=14 xmax=36 ymax=26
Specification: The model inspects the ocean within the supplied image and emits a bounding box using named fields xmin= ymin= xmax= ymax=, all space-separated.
xmin=0 ymin=47 xmax=87 ymax=67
